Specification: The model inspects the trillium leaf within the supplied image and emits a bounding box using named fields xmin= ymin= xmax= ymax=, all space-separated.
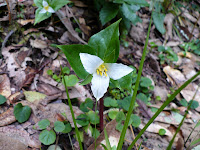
xmin=34 ymin=8 xmax=51 ymax=25
xmin=100 ymin=3 xmax=119 ymax=26
xmin=50 ymin=0 xmax=71 ymax=11
xmin=57 ymin=44 xmax=96 ymax=79
xmin=88 ymin=19 xmax=121 ymax=63
xmin=34 ymin=0 xmax=43 ymax=7
xmin=79 ymin=74 xmax=93 ymax=86
xmin=14 ymin=103 xmax=31 ymax=123
xmin=152 ymin=11 xmax=166 ymax=34
xmin=0 ymin=94 xmax=7 ymax=105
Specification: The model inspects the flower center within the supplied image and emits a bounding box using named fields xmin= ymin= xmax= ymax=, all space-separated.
xmin=44 ymin=5 xmax=49 ymax=11
xmin=96 ymin=64 xmax=108 ymax=77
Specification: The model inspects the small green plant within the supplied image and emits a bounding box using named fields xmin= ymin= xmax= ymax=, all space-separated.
xmin=76 ymin=98 xmax=100 ymax=139
xmin=34 ymin=0 xmax=71 ymax=24
xmin=14 ymin=103 xmax=32 ymax=123
xmin=36 ymin=119 xmax=72 ymax=145
xmin=0 ymin=94 xmax=7 ymax=105
xmin=180 ymin=39 xmax=200 ymax=56
xmin=47 ymin=67 xmax=79 ymax=85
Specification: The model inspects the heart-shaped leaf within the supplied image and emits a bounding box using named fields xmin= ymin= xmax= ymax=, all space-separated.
xmin=14 ymin=103 xmax=31 ymax=123
xmin=39 ymin=130 xmax=56 ymax=145
xmin=0 ymin=94 xmax=7 ymax=105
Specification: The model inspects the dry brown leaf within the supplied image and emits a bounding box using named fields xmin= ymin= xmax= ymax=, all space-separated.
xmin=164 ymin=13 xmax=174 ymax=40
xmin=0 ymin=125 xmax=41 ymax=148
xmin=0 ymin=107 xmax=16 ymax=126
xmin=0 ymin=74 xmax=11 ymax=98
xmin=88 ymin=120 xmax=120 ymax=150
xmin=30 ymin=39 xmax=48 ymax=49
xmin=17 ymin=19 xmax=34 ymax=26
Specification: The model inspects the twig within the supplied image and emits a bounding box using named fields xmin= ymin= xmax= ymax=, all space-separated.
xmin=130 ymin=125 xmax=138 ymax=150
xmin=55 ymin=10 xmax=87 ymax=44
xmin=5 ymin=0 xmax=11 ymax=23
xmin=190 ymin=14 xmax=200 ymax=40
xmin=1 ymin=29 xmax=16 ymax=57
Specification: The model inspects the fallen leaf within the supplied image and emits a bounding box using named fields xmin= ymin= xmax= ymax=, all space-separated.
xmin=0 ymin=107 xmax=16 ymax=126
xmin=0 ymin=74 xmax=11 ymax=98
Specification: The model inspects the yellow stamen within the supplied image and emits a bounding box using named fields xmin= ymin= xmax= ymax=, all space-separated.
xmin=44 ymin=5 xmax=49 ymax=11
xmin=96 ymin=64 xmax=108 ymax=77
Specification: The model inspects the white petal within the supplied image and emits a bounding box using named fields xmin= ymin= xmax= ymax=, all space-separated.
xmin=39 ymin=8 xmax=47 ymax=13
xmin=106 ymin=63 xmax=133 ymax=80
xmin=42 ymin=1 xmax=48 ymax=6
xmin=91 ymin=73 xmax=109 ymax=101
xmin=48 ymin=7 xmax=55 ymax=13
xmin=80 ymin=53 xmax=103 ymax=74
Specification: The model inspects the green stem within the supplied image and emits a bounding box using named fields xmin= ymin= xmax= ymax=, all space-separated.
xmin=117 ymin=15 xmax=153 ymax=150
xmin=60 ymin=66 xmax=83 ymax=150
xmin=127 ymin=70 xmax=200 ymax=150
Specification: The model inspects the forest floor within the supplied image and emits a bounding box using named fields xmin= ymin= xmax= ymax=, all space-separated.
xmin=0 ymin=0 xmax=200 ymax=150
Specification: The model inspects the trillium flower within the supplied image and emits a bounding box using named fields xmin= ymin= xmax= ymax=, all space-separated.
xmin=39 ymin=1 xmax=55 ymax=14
xmin=80 ymin=53 xmax=133 ymax=100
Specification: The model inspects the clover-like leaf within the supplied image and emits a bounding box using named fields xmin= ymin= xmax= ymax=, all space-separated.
xmin=14 ymin=103 xmax=31 ymax=123
xmin=76 ymin=114 xmax=90 ymax=126
xmin=39 ymin=130 xmax=56 ymax=145
xmin=38 ymin=119 xmax=50 ymax=129
xmin=80 ymin=98 xmax=94 ymax=112
xmin=62 ymin=75 xmax=79 ymax=87
xmin=62 ymin=123 xmax=72 ymax=133
xmin=88 ymin=111 xmax=100 ymax=125
xmin=159 ymin=129 xmax=166 ymax=135
xmin=0 ymin=94 xmax=7 ymax=105
xmin=54 ymin=121 xmax=65 ymax=132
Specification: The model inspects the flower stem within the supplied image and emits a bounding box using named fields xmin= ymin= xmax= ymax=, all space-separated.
xmin=117 ymin=15 xmax=153 ymax=150
xmin=99 ymin=97 xmax=104 ymax=132
xmin=60 ymin=66 xmax=83 ymax=150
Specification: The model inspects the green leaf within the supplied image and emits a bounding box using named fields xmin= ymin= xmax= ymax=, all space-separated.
xmin=116 ymin=122 xmax=123 ymax=132
xmin=100 ymin=3 xmax=119 ymax=26
xmin=0 ymin=94 xmax=6 ymax=105
xmin=104 ymin=128 xmax=112 ymax=150
xmin=124 ymin=0 xmax=149 ymax=6
xmin=57 ymin=44 xmax=96 ymax=79
xmin=189 ymin=100 xmax=199 ymax=109
xmin=39 ymin=130 xmax=56 ymax=145
xmin=120 ymin=4 xmax=141 ymax=25
xmin=117 ymin=96 xmax=131 ymax=111
xmin=14 ymin=103 xmax=31 ymax=123
xmin=34 ymin=0 xmax=43 ymax=7
xmin=34 ymin=8 xmax=52 ymax=25
xmin=62 ymin=75 xmax=79 ymax=87
xmin=92 ymin=128 xmax=100 ymax=138
xmin=140 ymin=77 xmax=152 ymax=88
xmin=79 ymin=74 xmax=92 ymax=86
xmin=136 ymin=93 xmax=148 ymax=104
xmin=131 ymin=114 xmax=141 ymax=127
xmin=76 ymin=114 xmax=90 ymax=126
xmin=51 ymin=0 xmax=71 ymax=11
xmin=62 ymin=67 xmax=70 ymax=74
xmin=180 ymin=99 xmax=188 ymax=107
xmin=24 ymin=91 xmax=46 ymax=102
xmin=152 ymin=11 xmax=166 ymax=34
xmin=88 ymin=111 xmax=100 ymax=125
xmin=159 ymin=129 xmax=166 ymax=135
xmin=54 ymin=121 xmax=65 ymax=132
xmin=104 ymin=97 xmax=118 ymax=107
xmin=47 ymin=70 xmax=53 ymax=76
xmin=80 ymin=98 xmax=94 ymax=112
xmin=38 ymin=119 xmax=50 ymax=129
xmin=118 ymin=72 xmax=133 ymax=90
xmin=62 ymin=123 xmax=72 ymax=133
xmin=116 ymin=111 xmax=125 ymax=123
xmin=108 ymin=110 xmax=119 ymax=120
xmin=88 ymin=19 xmax=121 ymax=63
